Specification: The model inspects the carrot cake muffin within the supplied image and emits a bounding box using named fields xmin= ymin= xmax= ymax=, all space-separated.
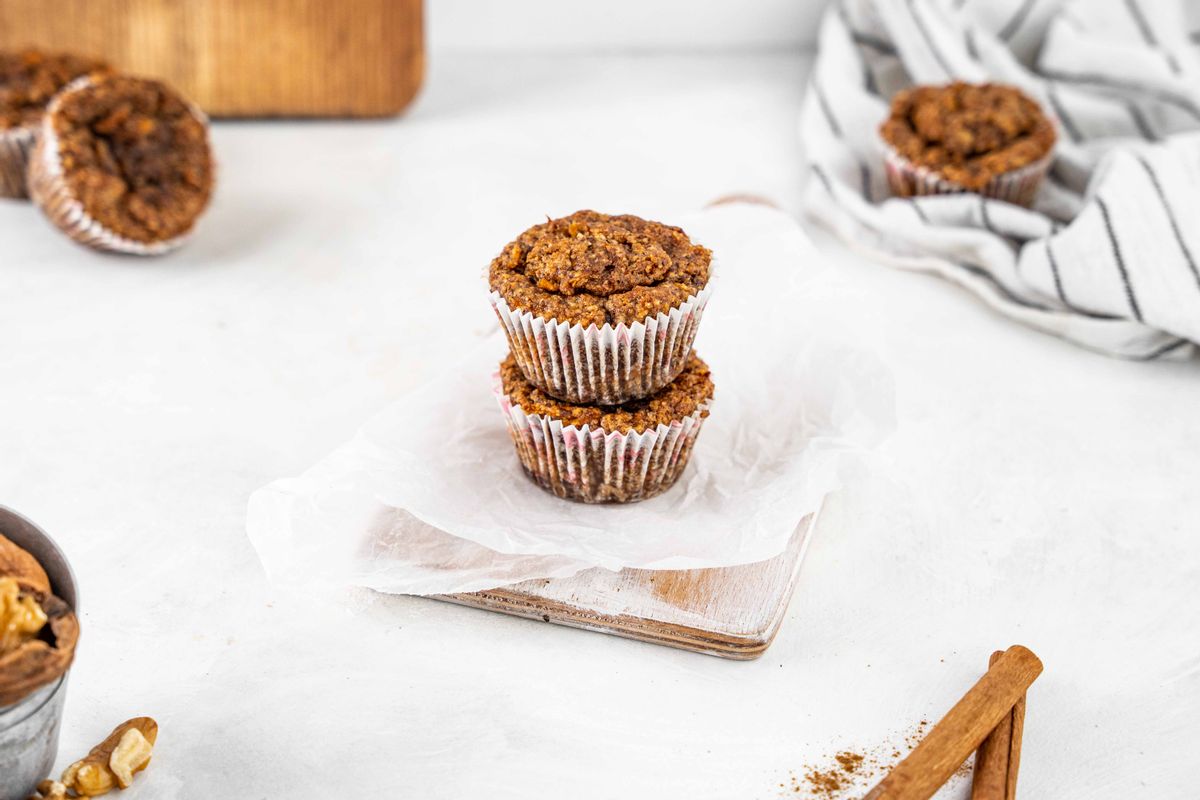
xmin=0 ymin=533 xmax=78 ymax=707
xmin=489 ymin=210 xmax=714 ymax=405
xmin=0 ymin=49 xmax=109 ymax=198
xmin=28 ymin=74 xmax=214 ymax=254
xmin=497 ymin=352 xmax=714 ymax=503
xmin=880 ymin=82 xmax=1055 ymax=205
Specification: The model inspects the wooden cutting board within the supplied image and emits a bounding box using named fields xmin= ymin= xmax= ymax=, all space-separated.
xmin=435 ymin=506 xmax=820 ymax=660
xmin=0 ymin=0 xmax=424 ymax=117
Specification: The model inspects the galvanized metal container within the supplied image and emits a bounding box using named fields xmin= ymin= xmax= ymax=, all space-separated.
xmin=0 ymin=507 xmax=78 ymax=800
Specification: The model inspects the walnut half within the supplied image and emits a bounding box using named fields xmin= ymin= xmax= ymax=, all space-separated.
xmin=0 ymin=577 xmax=47 ymax=653
xmin=61 ymin=717 xmax=158 ymax=797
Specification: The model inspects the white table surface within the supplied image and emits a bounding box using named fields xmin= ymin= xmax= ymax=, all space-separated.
xmin=2 ymin=52 xmax=1197 ymax=799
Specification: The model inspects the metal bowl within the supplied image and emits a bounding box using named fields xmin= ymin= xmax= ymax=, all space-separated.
xmin=0 ymin=506 xmax=78 ymax=800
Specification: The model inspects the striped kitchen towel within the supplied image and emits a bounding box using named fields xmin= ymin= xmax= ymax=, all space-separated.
xmin=801 ymin=0 xmax=1200 ymax=360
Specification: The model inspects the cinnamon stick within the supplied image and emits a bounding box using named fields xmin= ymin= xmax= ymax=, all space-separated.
xmin=969 ymin=651 xmax=1026 ymax=799
xmin=1006 ymin=684 xmax=1027 ymax=799
xmin=863 ymin=645 xmax=1042 ymax=800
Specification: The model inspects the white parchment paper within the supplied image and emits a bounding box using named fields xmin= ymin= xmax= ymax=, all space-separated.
xmin=247 ymin=205 xmax=895 ymax=594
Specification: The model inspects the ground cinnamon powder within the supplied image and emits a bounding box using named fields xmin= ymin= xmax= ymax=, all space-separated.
xmin=779 ymin=720 xmax=963 ymax=799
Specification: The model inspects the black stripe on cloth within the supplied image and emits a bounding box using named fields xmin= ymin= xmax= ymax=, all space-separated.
xmin=1040 ymin=68 xmax=1200 ymax=122
xmin=959 ymin=262 xmax=1054 ymax=311
xmin=860 ymin=162 xmax=874 ymax=202
xmin=813 ymin=80 xmax=843 ymax=137
xmin=837 ymin=3 xmax=882 ymax=96
xmin=1125 ymin=101 xmax=1158 ymax=141
xmin=1136 ymin=154 xmax=1200 ymax=293
xmin=1133 ymin=338 xmax=1191 ymax=361
xmin=1123 ymin=0 xmax=1182 ymax=75
xmin=852 ymin=31 xmax=899 ymax=56
xmin=1046 ymin=85 xmax=1084 ymax=143
xmin=978 ymin=196 xmax=1025 ymax=250
xmin=964 ymin=28 xmax=980 ymax=61
xmin=905 ymin=0 xmax=955 ymax=78
xmin=998 ymin=0 xmax=1038 ymax=41
xmin=1097 ymin=196 xmax=1143 ymax=321
xmin=810 ymin=163 xmax=835 ymax=196
xmin=910 ymin=200 xmax=931 ymax=223
xmin=1045 ymin=236 xmax=1072 ymax=308
xmin=1044 ymin=237 xmax=1122 ymax=319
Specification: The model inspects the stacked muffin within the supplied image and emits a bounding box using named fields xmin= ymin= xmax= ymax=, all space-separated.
xmin=0 ymin=48 xmax=215 ymax=254
xmin=488 ymin=210 xmax=715 ymax=504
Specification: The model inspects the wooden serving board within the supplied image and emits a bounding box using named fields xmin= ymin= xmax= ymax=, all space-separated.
xmin=0 ymin=0 xmax=424 ymax=117
xmin=435 ymin=506 xmax=820 ymax=660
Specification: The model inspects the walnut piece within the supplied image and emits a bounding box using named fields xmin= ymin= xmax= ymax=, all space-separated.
xmin=61 ymin=717 xmax=158 ymax=797
xmin=0 ymin=577 xmax=47 ymax=654
xmin=27 ymin=779 xmax=68 ymax=800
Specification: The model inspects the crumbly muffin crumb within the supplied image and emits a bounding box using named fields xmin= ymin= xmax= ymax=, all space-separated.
xmin=880 ymin=82 xmax=1055 ymax=190
xmin=0 ymin=49 xmax=109 ymax=130
xmin=500 ymin=352 xmax=713 ymax=433
xmin=49 ymin=75 xmax=213 ymax=243
xmin=489 ymin=210 xmax=711 ymax=327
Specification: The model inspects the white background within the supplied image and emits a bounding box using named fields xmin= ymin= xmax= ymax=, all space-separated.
xmin=2 ymin=2 xmax=1198 ymax=799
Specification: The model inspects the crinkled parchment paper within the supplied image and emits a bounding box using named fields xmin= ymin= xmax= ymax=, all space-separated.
xmin=247 ymin=205 xmax=895 ymax=594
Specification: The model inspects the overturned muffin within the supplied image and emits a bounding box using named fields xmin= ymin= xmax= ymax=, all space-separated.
xmin=496 ymin=352 xmax=714 ymax=503
xmin=879 ymin=82 xmax=1055 ymax=206
xmin=28 ymin=74 xmax=214 ymax=254
xmin=0 ymin=533 xmax=78 ymax=707
xmin=489 ymin=210 xmax=714 ymax=404
xmin=0 ymin=49 xmax=109 ymax=198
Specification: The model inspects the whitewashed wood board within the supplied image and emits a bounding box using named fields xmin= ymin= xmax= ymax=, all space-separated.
xmin=434 ymin=504 xmax=821 ymax=660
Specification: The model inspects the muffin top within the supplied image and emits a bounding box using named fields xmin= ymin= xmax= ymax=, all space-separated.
xmin=47 ymin=75 xmax=214 ymax=244
xmin=880 ymin=82 xmax=1055 ymax=190
xmin=489 ymin=210 xmax=711 ymax=327
xmin=0 ymin=49 xmax=109 ymax=130
xmin=500 ymin=353 xmax=713 ymax=433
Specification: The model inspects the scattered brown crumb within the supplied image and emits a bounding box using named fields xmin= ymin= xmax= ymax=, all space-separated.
xmin=777 ymin=720 xmax=973 ymax=798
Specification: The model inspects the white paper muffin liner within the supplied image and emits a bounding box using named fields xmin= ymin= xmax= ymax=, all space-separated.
xmin=495 ymin=378 xmax=711 ymax=504
xmin=883 ymin=144 xmax=1053 ymax=208
xmin=27 ymin=75 xmax=211 ymax=255
xmin=490 ymin=280 xmax=713 ymax=405
xmin=0 ymin=124 xmax=36 ymax=198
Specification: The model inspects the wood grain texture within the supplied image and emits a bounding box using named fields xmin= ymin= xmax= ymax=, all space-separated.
xmin=435 ymin=507 xmax=820 ymax=661
xmin=0 ymin=0 xmax=424 ymax=117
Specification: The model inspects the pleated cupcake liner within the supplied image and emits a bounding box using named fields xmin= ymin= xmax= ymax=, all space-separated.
xmin=27 ymin=75 xmax=210 ymax=255
xmin=882 ymin=144 xmax=1053 ymax=208
xmin=490 ymin=280 xmax=712 ymax=406
xmin=495 ymin=379 xmax=711 ymax=504
xmin=0 ymin=125 xmax=36 ymax=199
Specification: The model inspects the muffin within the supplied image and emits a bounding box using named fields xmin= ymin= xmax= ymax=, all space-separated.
xmin=489 ymin=210 xmax=713 ymax=405
xmin=0 ymin=49 xmax=109 ymax=198
xmin=28 ymin=74 xmax=215 ymax=255
xmin=880 ymin=82 xmax=1056 ymax=207
xmin=0 ymin=533 xmax=78 ymax=707
xmin=496 ymin=352 xmax=714 ymax=504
